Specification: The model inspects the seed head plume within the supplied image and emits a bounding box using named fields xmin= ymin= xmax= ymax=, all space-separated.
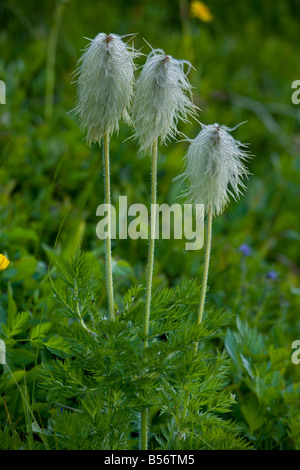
xmin=132 ymin=48 xmax=197 ymax=152
xmin=178 ymin=123 xmax=251 ymax=218
xmin=73 ymin=33 xmax=138 ymax=145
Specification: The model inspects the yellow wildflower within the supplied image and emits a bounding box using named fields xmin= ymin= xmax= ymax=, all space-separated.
xmin=0 ymin=254 xmax=10 ymax=271
xmin=190 ymin=1 xmax=213 ymax=23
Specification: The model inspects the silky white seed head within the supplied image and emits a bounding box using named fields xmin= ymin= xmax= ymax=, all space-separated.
xmin=132 ymin=49 xmax=197 ymax=152
xmin=73 ymin=33 xmax=137 ymax=145
xmin=178 ymin=123 xmax=251 ymax=218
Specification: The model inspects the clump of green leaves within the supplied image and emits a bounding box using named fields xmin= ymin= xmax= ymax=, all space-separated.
xmin=0 ymin=281 xmax=57 ymax=447
xmin=225 ymin=318 xmax=300 ymax=449
xmin=37 ymin=253 xmax=250 ymax=450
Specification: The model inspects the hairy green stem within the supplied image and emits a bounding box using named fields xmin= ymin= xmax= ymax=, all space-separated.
xmin=197 ymin=205 xmax=213 ymax=325
xmin=144 ymin=139 xmax=158 ymax=348
xmin=181 ymin=206 xmax=213 ymax=426
xmin=194 ymin=205 xmax=213 ymax=352
xmin=141 ymin=139 xmax=158 ymax=450
xmin=103 ymin=133 xmax=115 ymax=321
xmin=141 ymin=409 xmax=148 ymax=450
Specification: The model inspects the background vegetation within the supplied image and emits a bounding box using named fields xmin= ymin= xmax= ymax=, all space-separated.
xmin=1 ymin=0 xmax=300 ymax=450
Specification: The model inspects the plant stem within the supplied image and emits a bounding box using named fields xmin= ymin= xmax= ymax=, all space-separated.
xmin=103 ymin=132 xmax=115 ymax=321
xmin=181 ymin=206 xmax=213 ymax=428
xmin=44 ymin=0 xmax=65 ymax=121
xmin=141 ymin=409 xmax=148 ymax=450
xmin=197 ymin=205 xmax=213 ymax=326
xmin=144 ymin=139 xmax=158 ymax=348
xmin=141 ymin=139 xmax=158 ymax=450
xmin=194 ymin=205 xmax=213 ymax=354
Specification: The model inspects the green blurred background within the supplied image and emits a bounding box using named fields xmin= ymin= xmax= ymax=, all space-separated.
xmin=1 ymin=0 xmax=300 ymax=448
xmin=1 ymin=0 xmax=300 ymax=313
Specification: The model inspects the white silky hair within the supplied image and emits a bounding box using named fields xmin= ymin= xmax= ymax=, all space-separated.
xmin=73 ymin=33 xmax=137 ymax=145
xmin=132 ymin=49 xmax=197 ymax=152
xmin=178 ymin=123 xmax=250 ymax=218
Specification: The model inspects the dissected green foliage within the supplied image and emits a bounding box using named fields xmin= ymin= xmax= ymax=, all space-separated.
xmin=36 ymin=253 xmax=249 ymax=450
xmin=1 ymin=0 xmax=300 ymax=451
xmin=225 ymin=318 xmax=300 ymax=449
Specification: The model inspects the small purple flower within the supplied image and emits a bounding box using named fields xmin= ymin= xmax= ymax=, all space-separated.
xmin=239 ymin=244 xmax=251 ymax=256
xmin=266 ymin=270 xmax=278 ymax=280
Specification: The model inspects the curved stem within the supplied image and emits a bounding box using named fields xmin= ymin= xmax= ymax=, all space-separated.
xmin=141 ymin=139 xmax=158 ymax=450
xmin=103 ymin=133 xmax=115 ymax=321
xmin=197 ymin=205 xmax=213 ymax=326
xmin=179 ymin=207 xmax=213 ymax=430
xmin=144 ymin=139 xmax=158 ymax=348
xmin=194 ymin=205 xmax=213 ymax=355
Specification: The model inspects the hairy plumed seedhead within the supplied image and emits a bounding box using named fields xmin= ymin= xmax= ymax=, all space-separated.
xmin=179 ymin=123 xmax=250 ymax=218
xmin=73 ymin=33 xmax=137 ymax=145
xmin=132 ymin=49 xmax=197 ymax=152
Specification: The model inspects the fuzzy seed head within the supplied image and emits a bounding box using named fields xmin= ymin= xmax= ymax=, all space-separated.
xmin=132 ymin=49 xmax=197 ymax=152
xmin=73 ymin=33 xmax=137 ymax=145
xmin=179 ymin=123 xmax=250 ymax=218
